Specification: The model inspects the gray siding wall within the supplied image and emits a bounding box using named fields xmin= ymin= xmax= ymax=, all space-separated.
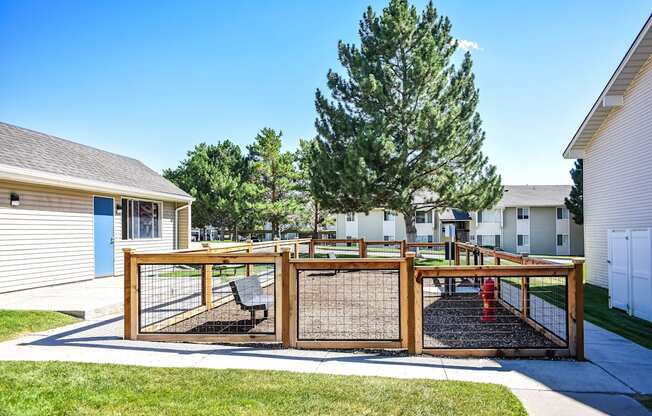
xmin=570 ymin=218 xmax=584 ymax=256
xmin=502 ymin=207 xmax=517 ymax=252
xmin=336 ymin=213 xmax=346 ymax=238
xmin=582 ymin=54 xmax=652 ymax=287
xmin=0 ymin=180 xmax=184 ymax=293
xmin=530 ymin=207 xmax=556 ymax=255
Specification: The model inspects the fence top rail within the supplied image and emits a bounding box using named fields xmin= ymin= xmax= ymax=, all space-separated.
xmin=365 ymin=240 xmax=403 ymax=245
xmin=311 ymin=238 xmax=361 ymax=244
xmin=455 ymin=242 xmax=560 ymax=265
xmin=416 ymin=264 xmax=573 ymax=278
xmin=290 ymin=258 xmax=403 ymax=270
xmin=405 ymin=242 xmax=447 ymax=247
xmin=130 ymin=252 xmax=281 ymax=265
xmin=200 ymin=238 xmax=311 ymax=252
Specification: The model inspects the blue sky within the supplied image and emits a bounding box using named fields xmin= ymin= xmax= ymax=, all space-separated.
xmin=1 ymin=1 xmax=650 ymax=185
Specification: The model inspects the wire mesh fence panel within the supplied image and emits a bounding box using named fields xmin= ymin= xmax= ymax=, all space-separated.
xmin=297 ymin=269 xmax=400 ymax=340
xmin=139 ymin=264 xmax=203 ymax=330
xmin=366 ymin=242 xmax=402 ymax=258
xmin=313 ymin=241 xmax=360 ymax=258
xmin=499 ymin=278 xmax=522 ymax=311
xmin=297 ymin=242 xmax=311 ymax=258
xmin=139 ymin=262 xmax=276 ymax=335
xmin=422 ymin=277 xmax=559 ymax=349
xmin=527 ymin=276 xmax=568 ymax=341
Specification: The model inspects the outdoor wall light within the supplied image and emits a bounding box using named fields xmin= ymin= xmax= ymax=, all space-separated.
xmin=10 ymin=192 xmax=20 ymax=207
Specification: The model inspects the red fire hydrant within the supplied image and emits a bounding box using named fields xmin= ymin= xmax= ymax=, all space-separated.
xmin=480 ymin=278 xmax=496 ymax=323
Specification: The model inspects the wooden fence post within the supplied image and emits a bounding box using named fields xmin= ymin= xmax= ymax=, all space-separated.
xmin=309 ymin=240 xmax=315 ymax=258
xmin=281 ymin=248 xmax=291 ymax=347
xmin=202 ymin=264 xmax=213 ymax=310
xmin=568 ymin=259 xmax=585 ymax=360
xmin=400 ymin=240 xmax=407 ymax=257
xmin=123 ymin=248 xmax=137 ymax=340
xmin=246 ymin=239 xmax=253 ymax=276
xmin=466 ymin=248 xmax=470 ymax=265
xmin=274 ymin=237 xmax=280 ymax=253
xmin=405 ymin=253 xmax=421 ymax=354
xmin=359 ymin=238 xmax=367 ymax=257
xmin=294 ymin=241 xmax=300 ymax=258
xmin=454 ymin=243 xmax=460 ymax=265
xmin=480 ymin=252 xmax=484 ymax=265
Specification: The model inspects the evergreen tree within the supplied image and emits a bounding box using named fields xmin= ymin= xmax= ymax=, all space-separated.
xmin=311 ymin=0 xmax=502 ymax=241
xmin=164 ymin=141 xmax=260 ymax=238
xmin=247 ymin=128 xmax=301 ymax=237
xmin=296 ymin=138 xmax=333 ymax=238
xmin=565 ymin=159 xmax=583 ymax=225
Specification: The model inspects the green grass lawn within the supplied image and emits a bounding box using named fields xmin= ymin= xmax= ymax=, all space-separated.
xmin=0 ymin=310 xmax=79 ymax=342
xmin=0 ymin=361 xmax=526 ymax=416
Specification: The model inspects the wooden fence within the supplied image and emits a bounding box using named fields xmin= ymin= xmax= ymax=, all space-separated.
xmin=123 ymin=239 xmax=584 ymax=359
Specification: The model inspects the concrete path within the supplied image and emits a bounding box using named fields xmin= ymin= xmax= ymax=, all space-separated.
xmin=0 ymin=315 xmax=649 ymax=415
xmin=0 ymin=277 xmax=122 ymax=319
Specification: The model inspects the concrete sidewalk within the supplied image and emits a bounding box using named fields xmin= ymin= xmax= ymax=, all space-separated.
xmin=0 ymin=277 xmax=122 ymax=319
xmin=0 ymin=315 xmax=649 ymax=415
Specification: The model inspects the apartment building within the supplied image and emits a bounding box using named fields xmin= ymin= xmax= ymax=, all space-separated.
xmin=471 ymin=185 xmax=584 ymax=256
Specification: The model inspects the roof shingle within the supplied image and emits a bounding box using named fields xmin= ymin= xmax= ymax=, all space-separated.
xmin=0 ymin=122 xmax=190 ymax=199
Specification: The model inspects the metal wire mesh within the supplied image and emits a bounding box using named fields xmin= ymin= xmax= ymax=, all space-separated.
xmin=313 ymin=241 xmax=360 ymax=258
xmin=528 ymin=276 xmax=568 ymax=341
xmin=139 ymin=263 xmax=276 ymax=334
xmin=366 ymin=242 xmax=402 ymax=258
xmin=499 ymin=278 xmax=522 ymax=311
xmin=422 ymin=277 xmax=563 ymax=349
xmin=297 ymin=269 xmax=400 ymax=340
xmin=139 ymin=264 xmax=202 ymax=329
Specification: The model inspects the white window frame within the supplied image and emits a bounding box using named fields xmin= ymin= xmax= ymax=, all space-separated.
xmin=416 ymin=210 xmax=432 ymax=224
xmin=121 ymin=198 xmax=163 ymax=240
xmin=517 ymin=234 xmax=529 ymax=247
xmin=383 ymin=210 xmax=396 ymax=221
xmin=556 ymin=234 xmax=569 ymax=246
xmin=517 ymin=207 xmax=529 ymax=220
xmin=346 ymin=212 xmax=355 ymax=222
xmin=557 ymin=207 xmax=569 ymax=220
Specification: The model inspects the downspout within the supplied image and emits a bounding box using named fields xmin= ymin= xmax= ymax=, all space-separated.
xmin=174 ymin=203 xmax=190 ymax=250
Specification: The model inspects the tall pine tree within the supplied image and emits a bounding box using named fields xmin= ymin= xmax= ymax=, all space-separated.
xmin=248 ymin=128 xmax=301 ymax=238
xmin=565 ymin=159 xmax=583 ymax=225
xmin=311 ymin=0 xmax=502 ymax=241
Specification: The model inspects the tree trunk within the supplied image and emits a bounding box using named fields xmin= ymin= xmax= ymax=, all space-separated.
xmin=403 ymin=209 xmax=417 ymax=243
xmin=312 ymin=202 xmax=320 ymax=239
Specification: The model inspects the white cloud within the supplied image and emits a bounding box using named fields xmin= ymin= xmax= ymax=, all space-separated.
xmin=455 ymin=39 xmax=482 ymax=52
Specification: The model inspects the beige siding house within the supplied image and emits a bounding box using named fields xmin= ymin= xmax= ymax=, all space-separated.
xmin=564 ymin=15 xmax=652 ymax=321
xmin=0 ymin=122 xmax=192 ymax=293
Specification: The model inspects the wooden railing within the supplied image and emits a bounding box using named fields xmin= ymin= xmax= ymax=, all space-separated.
xmin=123 ymin=243 xmax=584 ymax=358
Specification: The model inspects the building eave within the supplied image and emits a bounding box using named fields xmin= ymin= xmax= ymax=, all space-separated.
xmin=0 ymin=163 xmax=194 ymax=202
xmin=563 ymin=14 xmax=652 ymax=159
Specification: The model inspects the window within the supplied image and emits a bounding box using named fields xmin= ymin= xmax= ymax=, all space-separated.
xmin=416 ymin=210 xmax=432 ymax=224
xmin=121 ymin=199 xmax=161 ymax=240
xmin=477 ymin=235 xmax=483 ymax=245
xmin=557 ymin=234 xmax=568 ymax=246
xmin=346 ymin=212 xmax=355 ymax=222
xmin=557 ymin=207 xmax=569 ymax=220
xmin=383 ymin=235 xmax=395 ymax=241
xmin=383 ymin=210 xmax=396 ymax=221
xmin=517 ymin=207 xmax=529 ymax=220
xmin=517 ymin=234 xmax=529 ymax=247
xmin=416 ymin=235 xmax=433 ymax=243
xmin=477 ymin=211 xmax=483 ymax=223
xmin=495 ymin=235 xmax=501 ymax=248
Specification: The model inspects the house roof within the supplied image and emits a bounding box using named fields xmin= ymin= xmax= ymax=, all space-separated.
xmin=439 ymin=208 xmax=471 ymax=222
xmin=0 ymin=122 xmax=192 ymax=201
xmin=564 ymin=14 xmax=652 ymax=159
xmin=498 ymin=185 xmax=570 ymax=208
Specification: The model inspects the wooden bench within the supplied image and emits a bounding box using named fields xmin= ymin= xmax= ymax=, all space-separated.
xmin=229 ymin=276 xmax=274 ymax=324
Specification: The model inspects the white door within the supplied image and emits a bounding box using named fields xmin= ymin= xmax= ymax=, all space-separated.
xmin=630 ymin=229 xmax=652 ymax=321
xmin=608 ymin=229 xmax=630 ymax=312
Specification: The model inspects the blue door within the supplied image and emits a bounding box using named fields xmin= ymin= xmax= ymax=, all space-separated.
xmin=94 ymin=196 xmax=114 ymax=277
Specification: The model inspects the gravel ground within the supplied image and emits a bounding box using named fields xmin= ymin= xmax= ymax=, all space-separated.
xmin=423 ymin=292 xmax=558 ymax=349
